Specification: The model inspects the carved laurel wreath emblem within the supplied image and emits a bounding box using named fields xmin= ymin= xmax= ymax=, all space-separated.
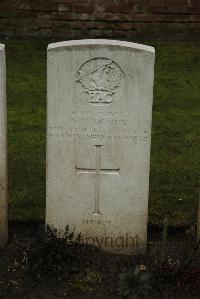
xmin=76 ymin=58 xmax=123 ymax=104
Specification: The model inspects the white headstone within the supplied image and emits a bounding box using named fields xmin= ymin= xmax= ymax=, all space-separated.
xmin=46 ymin=40 xmax=155 ymax=254
xmin=0 ymin=44 xmax=7 ymax=245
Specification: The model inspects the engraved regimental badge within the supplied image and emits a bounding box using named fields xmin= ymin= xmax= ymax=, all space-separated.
xmin=76 ymin=58 xmax=123 ymax=105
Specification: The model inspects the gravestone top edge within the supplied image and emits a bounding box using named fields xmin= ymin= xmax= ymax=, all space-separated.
xmin=0 ymin=44 xmax=5 ymax=51
xmin=48 ymin=39 xmax=155 ymax=54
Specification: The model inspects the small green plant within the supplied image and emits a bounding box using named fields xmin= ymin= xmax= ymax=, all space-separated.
xmin=21 ymin=225 xmax=85 ymax=279
xmin=118 ymin=264 xmax=152 ymax=298
xmin=70 ymin=270 xmax=103 ymax=294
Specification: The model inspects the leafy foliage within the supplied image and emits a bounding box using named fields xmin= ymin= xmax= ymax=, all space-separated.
xmin=21 ymin=225 xmax=85 ymax=279
xmin=118 ymin=265 xmax=152 ymax=298
xmin=69 ymin=270 xmax=103 ymax=294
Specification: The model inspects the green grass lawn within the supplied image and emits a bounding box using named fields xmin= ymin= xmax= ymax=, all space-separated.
xmin=1 ymin=39 xmax=200 ymax=225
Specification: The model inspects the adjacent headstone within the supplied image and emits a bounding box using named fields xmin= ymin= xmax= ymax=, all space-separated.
xmin=46 ymin=40 xmax=155 ymax=254
xmin=0 ymin=44 xmax=7 ymax=245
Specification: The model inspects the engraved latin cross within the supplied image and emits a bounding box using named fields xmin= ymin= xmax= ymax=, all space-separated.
xmin=76 ymin=145 xmax=120 ymax=215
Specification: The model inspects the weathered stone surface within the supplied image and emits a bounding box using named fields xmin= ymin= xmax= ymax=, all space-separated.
xmin=46 ymin=39 xmax=155 ymax=254
xmin=0 ymin=44 xmax=7 ymax=245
